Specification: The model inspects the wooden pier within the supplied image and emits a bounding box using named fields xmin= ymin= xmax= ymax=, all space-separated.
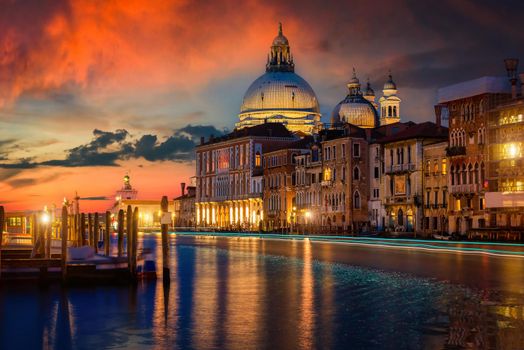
xmin=0 ymin=201 xmax=167 ymax=284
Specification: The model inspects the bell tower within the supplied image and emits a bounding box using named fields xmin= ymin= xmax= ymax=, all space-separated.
xmin=379 ymin=72 xmax=401 ymax=125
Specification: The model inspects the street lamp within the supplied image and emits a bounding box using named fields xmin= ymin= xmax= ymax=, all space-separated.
xmin=305 ymin=211 xmax=311 ymax=235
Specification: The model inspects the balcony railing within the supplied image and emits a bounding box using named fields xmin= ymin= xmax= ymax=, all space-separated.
xmin=450 ymin=183 xmax=479 ymax=194
xmin=385 ymin=163 xmax=416 ymax=174
xmin=321 ymin=180 xmax=333 ymax=187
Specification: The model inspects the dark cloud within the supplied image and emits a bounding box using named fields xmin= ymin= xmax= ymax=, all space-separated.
xmin=79 ymin=196 xmax=110 ymax=201
xmin=0 ymin=124 xmax=225 ymax=168
xmin=7 ymin=178 xmax=37 ymax=188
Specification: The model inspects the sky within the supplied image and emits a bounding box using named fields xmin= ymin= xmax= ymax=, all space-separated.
xmin=1 ymin=0 xmax=523 ymax=211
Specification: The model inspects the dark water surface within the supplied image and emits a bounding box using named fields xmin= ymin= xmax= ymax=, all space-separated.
xmin=1 ymin=234 xmax=523 ymax=349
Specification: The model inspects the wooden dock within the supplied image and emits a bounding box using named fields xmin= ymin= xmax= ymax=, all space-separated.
xmin=0 ymin=201 xmax=169 ymax=284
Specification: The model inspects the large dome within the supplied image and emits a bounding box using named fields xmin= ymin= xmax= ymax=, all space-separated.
xmin=236 ymin=24 xmax=321 ymax=134
xmin=240 ymin=71 xmax=320 ymax=114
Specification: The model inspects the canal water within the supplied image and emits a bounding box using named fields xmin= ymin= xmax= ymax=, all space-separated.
xmin=1 ymin=234 xmax=523 ymax=349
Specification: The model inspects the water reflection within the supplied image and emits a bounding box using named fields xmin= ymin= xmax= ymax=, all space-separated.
xmin=1 ymin=234 xmax=524 ymax=349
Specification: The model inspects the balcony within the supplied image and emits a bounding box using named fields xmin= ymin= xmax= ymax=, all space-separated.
xmin=321 ymin=180 xmax=333 ymax=187
xmin=385 ymin=163 xmax=416 ymax=174
xmin=450 ymin=183 xmax=479 ymax=194
xmin=446 ymin=146 xmax=466 ymax=157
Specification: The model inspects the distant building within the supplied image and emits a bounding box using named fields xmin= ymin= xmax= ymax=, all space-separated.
xmin=111 ymin=174 xmax=174 ymax=228
xmin=173 ymin=182 xmax=196 ymax=229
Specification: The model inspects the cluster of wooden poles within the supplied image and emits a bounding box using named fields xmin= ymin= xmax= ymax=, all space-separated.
xmin=0 ymin=196 xmax=171 ymax=283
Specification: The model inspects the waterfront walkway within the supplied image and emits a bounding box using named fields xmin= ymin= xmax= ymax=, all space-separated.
xmin=172 ymin=232 xmax=524 ymax=258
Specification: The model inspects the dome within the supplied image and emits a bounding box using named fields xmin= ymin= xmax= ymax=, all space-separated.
xmin=236 ymin=23 xmax=321 ymax=134
xmin=240 ymin=71 xmax=320 ymax=114
xmin=331 ymin=94 xmax=378 ymax=128
xmin=384 ymin=73 xmax=397 ymax=90
xmin=364 ymin=79 xmax=375 ymax=97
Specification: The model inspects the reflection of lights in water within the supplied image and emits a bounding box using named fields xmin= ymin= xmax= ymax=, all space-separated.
xmin=299 ymin=240 xmax=314 ymax=349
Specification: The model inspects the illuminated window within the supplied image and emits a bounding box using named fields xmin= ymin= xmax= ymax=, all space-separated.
xmin=323 ymin=168 xmax=332 ymax=181
xmin=433 ymin=160 xmax=439 ymax=173
xmin=255 ymin=152 xmax=261 ymax=167
xmin=455 ymin=199 xmax=461 ymax=211
xmin=425 ymin=160 xmax=431 ymax=175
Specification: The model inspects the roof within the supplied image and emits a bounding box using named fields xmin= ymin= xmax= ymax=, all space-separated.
xmin=264 ymin=135 xmax=315 ymax=155
xmin=376 ymin=122 xmax=448 ymax=144
xmin=437 ymin=76 xmax=510 ymax=103
xmin=200 ymin=122 xmax=294 ymax=146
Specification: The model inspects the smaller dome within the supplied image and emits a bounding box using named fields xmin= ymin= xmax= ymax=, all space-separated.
xmin=364 ymin=79 xmax=375 ymax=97
xmin=272 ymin=23 xmax=289 ymax=46
xmin=331 ymin=94 xmax=378 ymax=128
xmin=384 ymin=73 xmax=397 ymax=90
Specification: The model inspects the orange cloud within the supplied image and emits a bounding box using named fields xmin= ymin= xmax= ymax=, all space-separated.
xmin=0 ymin=0 xmax=291 ymax=107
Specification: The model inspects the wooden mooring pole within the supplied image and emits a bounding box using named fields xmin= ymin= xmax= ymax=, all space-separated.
xmin=88 ymin=213 xmax=93 ymax=248
xmin=104 ymin=211 xmax=111 ymax=256
xmin=161 ymin=196 xmax=170 ymax=284
xmin=131 ymin=207 xmax=139 ymax=278
xmin=61 ymin=206 xmax=68 ymax=280
xmin=117 ymin=209 xmax=124 ymax=257
xmin=93 ymin=212 xmax=99 ymax=254
xmin=126 ymin=205 xmax=132 ymax=266
xmin=0 ymin=205 xmax=4 ymax=280
xmin=80 ymin=213 xmax=86 ymax=246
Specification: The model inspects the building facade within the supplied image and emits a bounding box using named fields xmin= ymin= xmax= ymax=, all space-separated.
xmin=436 ymin=76 xmax=511 ymax=234
xmin=485 ymin=66 xmax=524 ymax=239
xmin=380 ymin=122 xmax=448 ymax=233
xmin=422 ymin=141 xmax=449 ymax=236
xmin=262 ymin=142 xmax=311 ymax=232
xmin=195 ymin=123 xmax=295 ymax=231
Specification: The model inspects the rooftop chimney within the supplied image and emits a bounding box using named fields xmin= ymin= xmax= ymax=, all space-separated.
xmin=200 ymin=136 xmax=204 ymax=145
xmin=181 ymin=182 xmax=186 ymax=196
xmin=434 ymin=104 xmax=443 ymax=128
xmin=504 ymin=58 xmax=519 ymax=99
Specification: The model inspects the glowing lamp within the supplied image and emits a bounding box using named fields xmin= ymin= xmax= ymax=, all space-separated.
xmin=305 ymin=211 xmax=311 ymax=218
xmin=41 ymin=213 xmax=50 ymax=225
xmin=508 ymin=143 xmax=519 ymax=158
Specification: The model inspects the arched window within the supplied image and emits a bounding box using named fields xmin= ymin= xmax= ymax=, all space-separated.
xmin=468 ymin=163 xmax=473 ymax=184
xmin=353 ymin=166 xmax=360 ymax=180
xmin=480 ymin=162 xmax=485 ymax=185
xmin=353 ymin=191 xmax=361 ymax=209
xmin=442 ymin=159 xmax=447 ymax=175
xmin=388 ymin=106 xmax=392 ymax=117
xmin=474 ymin=163 xmax=479 ymax=184
xmin=393 ymin=106 xmax=397 ymax=117
xmin=462 ymin=163 xmax=467 ymax=185
xmin=255 ymin=151 xmax=261 ymax=167
xmin=451 ymin=165 xmax=455 ymax=185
